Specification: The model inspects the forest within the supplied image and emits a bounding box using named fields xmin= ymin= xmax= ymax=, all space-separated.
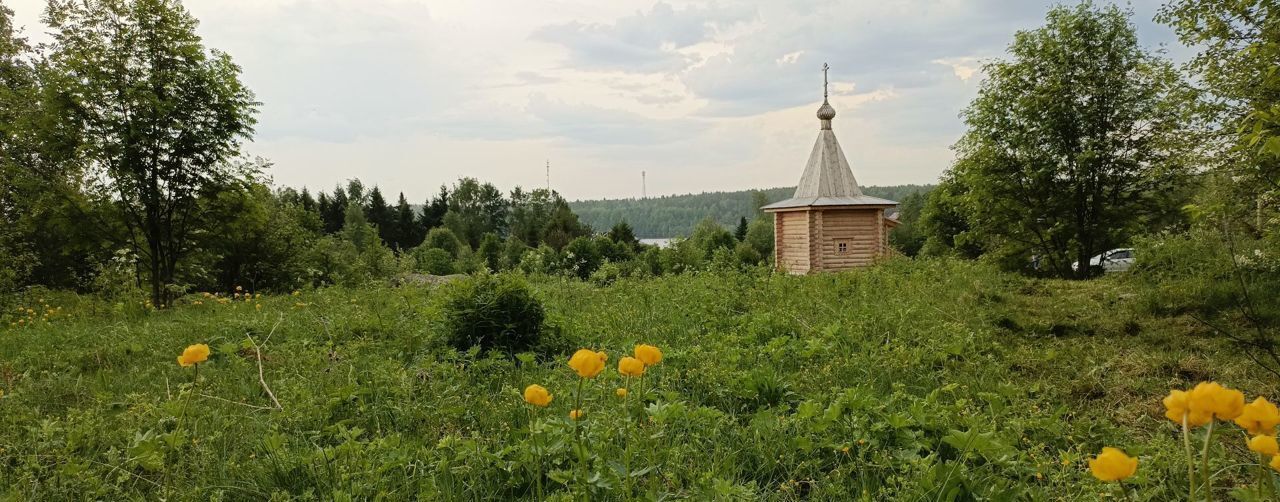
xmin=1 ymin=0 xmax=1279 ymax=500
xmin=569 ymin=184 xmax=934 ymax=238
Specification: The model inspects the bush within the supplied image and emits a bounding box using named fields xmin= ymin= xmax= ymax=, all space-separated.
xmin=439 ymin=274 xmax=546 ymax=354
xmin=424 ymin=227 xmax=464 ymax=258
xmin=563 ymin=236 xmax=603 ymax=280
xmin=589 ymin=261 xmax=623 ymax=286
xmin=412 ymin=247 xmax=456 ymax=275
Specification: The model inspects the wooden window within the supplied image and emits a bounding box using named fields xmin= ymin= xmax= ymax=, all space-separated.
xmin=836 ymin=240 xmax=849 ymax=253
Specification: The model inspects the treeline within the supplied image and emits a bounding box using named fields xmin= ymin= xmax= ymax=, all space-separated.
xmin=0 ymin=0 xmax=781 ymax=306
xmin=570 ymin=185 xmax=934 ymax=238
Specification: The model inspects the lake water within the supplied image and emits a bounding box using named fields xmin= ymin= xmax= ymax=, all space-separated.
xmin=639 ymin=238 xmax=673 ymax=249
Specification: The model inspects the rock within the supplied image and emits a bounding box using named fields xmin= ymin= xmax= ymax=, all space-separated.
xmin=392 ymin=273 xmax=466 ymax=287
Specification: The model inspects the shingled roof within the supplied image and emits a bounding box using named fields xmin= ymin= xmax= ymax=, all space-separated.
xmin=761 ymin=75 xmax=896 ymax=211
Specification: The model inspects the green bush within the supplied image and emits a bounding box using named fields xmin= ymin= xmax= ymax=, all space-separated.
xmin=562 ymin=236 xmax=603 ymax=280
xmin=412 ymin=247 xmax=456 ymax=275
xmin=439 ymin=274 xmax=546 ymax=354
xmin=424 ymin=227 xmax=464 ymax=258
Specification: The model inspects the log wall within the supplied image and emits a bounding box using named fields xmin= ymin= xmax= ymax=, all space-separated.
xmin=816 ymin=209 xmax=882 ymax=271
xmin=774 ymin=210 xmax=810 ymax=274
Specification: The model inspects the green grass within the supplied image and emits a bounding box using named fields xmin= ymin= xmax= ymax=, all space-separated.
xmin=0 ymin=259 xmax=1273 ymax=500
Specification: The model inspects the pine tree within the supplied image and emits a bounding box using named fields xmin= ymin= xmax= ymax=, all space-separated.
xmin=734 ymin=217 xmax=748 ymax=241
xmin=366 ymin=186 xmax=393 ymax=246
xmin=299 ymin=188 xmax=316 ymax=213
xmin=393 ymin=192 xmax=422 ymax=249
xmin=418 ymin=185 xmax=448 ymax=231
xmin=322 ymin=185 xmax=348 ymax=233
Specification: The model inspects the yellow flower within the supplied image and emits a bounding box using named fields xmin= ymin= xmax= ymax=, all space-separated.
xmin=235 ymin=285 xmax=242 ymax=291
xmin=616 ymin=387 xmax=628 ymax=398
xmin=1188 ymin=382 xmax=1245 ymax=420
xmin=569 ymin=409 xmax=584 ymax=420
xmin=635 ymin=344 xmax=662 ymax=366
xmin=1272 ymin=455 xmax=1280 ymax=472
xmin=1088 ymin=447 xmax=1137 ymax=482
xmin=596 ymin=351 xmax=608 ymax=363
xmin=523 ymin=384 xmax=552 ymax=407
xmin=568 ymin=349 xmax=605 ymax=378
xmin=177 ymin=343 xmax=210 ymax=367
xmin=618 ymin=356 xmax=646 ymax=377
xmin=1236 ymin=397 xmax=1280 ymax=436
xmin=1249 ymin=435 xmax=1279 ymax=456
xmin=1164 ymin=389 xmax=1211 ymax=427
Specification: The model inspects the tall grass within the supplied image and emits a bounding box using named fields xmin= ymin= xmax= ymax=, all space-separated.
xmin=0 ymin=259 xmax=1273 ymax=499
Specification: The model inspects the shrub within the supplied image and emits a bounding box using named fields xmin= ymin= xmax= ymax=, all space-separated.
xmin=440 ymin=274 xmax=546 ymax=354
xmin=563 ymin=236 xmax=603 ymax=280
xmin=413 ymin=247 xmax=456 ymax=275
xmin=424 ymin=227 xmax=464 ymax=258
xmin=477 ymin=233 xmax=502 ymax=271
xmin=589 ymin=261 xmax=623 ymax=286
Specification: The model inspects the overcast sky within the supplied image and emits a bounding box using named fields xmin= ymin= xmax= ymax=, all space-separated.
xmin=7 ymin=0 xmax=1190 ymax=202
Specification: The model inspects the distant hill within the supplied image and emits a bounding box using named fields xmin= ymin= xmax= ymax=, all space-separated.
xmin=569 ymin=184 xmax=935 ymax=238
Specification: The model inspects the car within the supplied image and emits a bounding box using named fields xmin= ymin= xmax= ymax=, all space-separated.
xmin=1073 ymin=248 xmax=1135 ymax=273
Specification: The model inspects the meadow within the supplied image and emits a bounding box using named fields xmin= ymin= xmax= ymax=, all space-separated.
xmin=0 ymin=259 xmax=1274 ymax=500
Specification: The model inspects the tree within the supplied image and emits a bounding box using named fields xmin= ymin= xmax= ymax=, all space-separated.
xmin=418 ymin=185 xmax=448 ymax=232
xmin=365 ymin=186 xmax=393 ymax=247
xmin=445 ymin=177 xmax=508 ymax=249
xmin=1158 ymin=1 xmax=1280 ymax=229
xmin=342 ymin=200 xmax=376 ymax=252
xmin=543 ymin=200 xmax=590 ymax=251
xmin=734 ymin=217 xmax=749 ymax=242
xmin=941 ymin=3 xmax=1193 ymax=277
xmin=0 ymin=4 xmax=38 ymax=290
xmin=889 ymin=192 xmax=928 ymax=256
xmin=45 ymin=0 xmax=258 ymax=304
xmin=299 ymin=187 xmax=317 ymax=213
xmin=477 ymin=232 xmax=502 ymax=272
xmin=321 ymin=185 xmax=348 ymax=233
xmin=685 ymin=217 xmax=735 ymax=261
xmin=423 ymin=227 xmax=463 ymax=258
xmin=920 ymin=175 xmax=985 ymax=259
xmin=509 ymin=187 xmax=572 ymax=247
xmin=501 ymin=236 xmax=529 ymax=270
xmin=393 ymin=192 xmax=422 ymax=250
xmin=607 ymin=221 xmax=640 ymax=249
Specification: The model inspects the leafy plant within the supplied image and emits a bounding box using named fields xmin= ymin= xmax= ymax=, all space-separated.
xmin=439 ymin=274 xmax=546 ymax=354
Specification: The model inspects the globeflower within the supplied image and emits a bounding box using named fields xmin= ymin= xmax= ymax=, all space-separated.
xmin=1236 ymin=397 xmax=1280 ymax=435
xmin=1248 ymin=435 xmax=1279 ymax=456
xmin=616 ymin=388 xmax=628 ymax=398
xmin=523 ymin=384 xmax=552 ymax=407
xmin=618 ymin=356 xmax=646 ymax=377
xmin=1088 ymin=447 xmax=1138 ymax=482
xmin=1188 ymin=381 xmax=1245 ymax=420
xmin=596 ymin=351 xmax=608 ymax=363
xmin=635 ymin=344 xmax=662 ymax=366
xmin=1163 ymin=389 xmax=1211 ymax=427
xmin=568 ymin=349 xmax=605 ymax=378
xmin=177 ymin=344 xmax=210 ymax=367
xmin=569 ymin=409 xmax=584 ymax=420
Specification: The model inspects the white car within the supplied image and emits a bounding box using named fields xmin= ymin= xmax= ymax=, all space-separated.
xmin=1075 ymin=248 xmax=1135 ymax=273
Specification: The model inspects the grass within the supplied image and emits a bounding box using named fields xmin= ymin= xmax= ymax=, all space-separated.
xmin=0 ymin=258 xmax=1274 ymax=500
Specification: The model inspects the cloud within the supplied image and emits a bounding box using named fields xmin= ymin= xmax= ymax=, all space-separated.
xmin=525 ymin=94 xmax=706 ymax=146
xmin=2 ymin=0 xmax=1197 ymax=202
xmin=531 ymin=2 xmax=754 ymax=73
xmin=934 ymin=58 xmax=983 ymax=82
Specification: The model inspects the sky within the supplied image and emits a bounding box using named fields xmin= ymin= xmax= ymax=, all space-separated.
xmin=6 ymin=0 xmax=1192 ymax=202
